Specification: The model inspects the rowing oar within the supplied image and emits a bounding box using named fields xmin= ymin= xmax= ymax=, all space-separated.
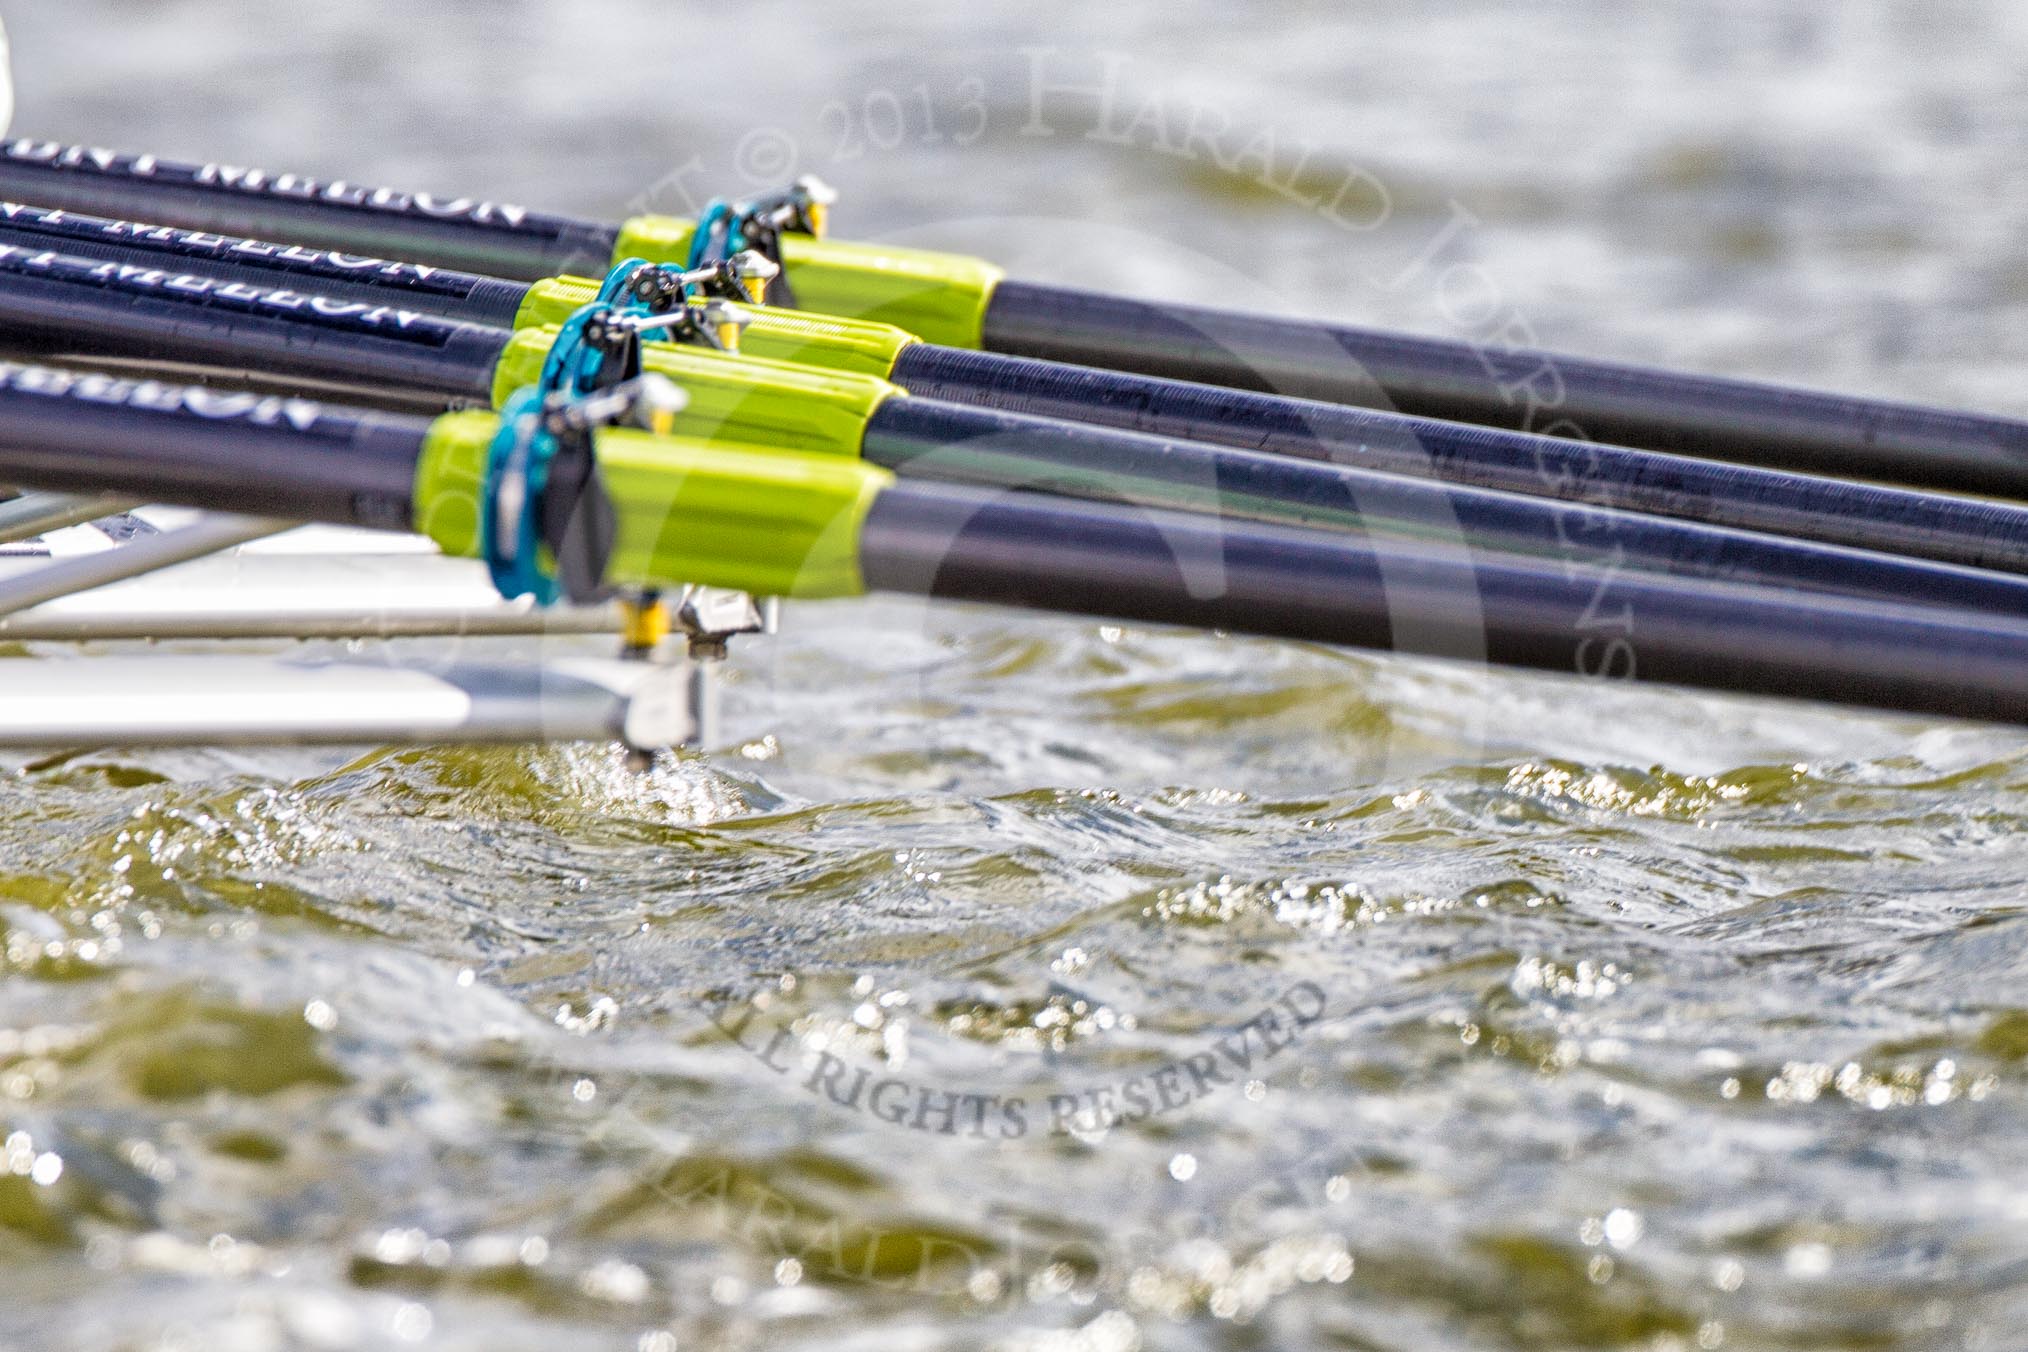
xmin=0 ymin=358 xmax=2020 ymax=726
xmin=2 ymin=140 xmax=2023 ymax=495
xmin=5 ymin=202 xmax=2027 ymax=583
xmin=6 ymin=240 xmax=2028 ymax=616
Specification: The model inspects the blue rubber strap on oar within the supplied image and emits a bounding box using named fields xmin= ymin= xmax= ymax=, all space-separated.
xmin=596 ymin=257 xmax=654 ymax=307
xmin=685 ymin=200 xmax=739 ymax=270
xmin=481 ymin=386 xmax=561 ymax=605
xmin=494 ymin=293 xmax=640 ymax=604
xmin=539 ymin=302 xmax=621 ymax=399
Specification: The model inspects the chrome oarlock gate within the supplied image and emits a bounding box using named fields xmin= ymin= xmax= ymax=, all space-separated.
xmin=0 ymin=495 xmax=762 ymax=754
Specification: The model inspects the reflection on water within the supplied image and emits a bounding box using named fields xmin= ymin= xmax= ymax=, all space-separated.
xmin=3 ymin=2 xmax=2028 ymax=1347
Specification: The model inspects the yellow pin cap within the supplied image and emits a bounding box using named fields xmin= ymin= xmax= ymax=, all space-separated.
xmin=620 ymin=595 xmax=674 ymax=650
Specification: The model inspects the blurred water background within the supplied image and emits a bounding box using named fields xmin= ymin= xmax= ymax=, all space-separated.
xmin=1 ymin=2 xmax=2027 ymax=1348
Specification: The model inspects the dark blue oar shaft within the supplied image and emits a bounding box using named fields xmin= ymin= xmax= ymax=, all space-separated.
xmin=861 ymin=483 xmax=2028 ymax=727
xmin=2 ymin=140 xmax=2020 ymax=496
xmin=0 ymin=206 xmax=534 ymax=327
xmin=889 ymin=346 xmax=2028 ymax=577
xmin=7 ymin=238 xmax=2028 ymax=618
xmin=12 ymin=204 xmax=2026 ymax=579
xmin=8 ymin=198 xmax=2022 ymax=581
xmin=979 ymin=282 xmax=2028 ymax=496
xmin=0 ymin=364 xmax=423 ymax=525
xmin=3 ymin=211 xmax=2028 ymax=596
xmin=0 ymin=246 xmax=506 ymax=402
xmin=0 ymin=359 xmax=2021 ymax=727
xmin=0 ymin=148 xmax=618 ymax=279
xmin=863 ymin=400 xmax=2028 ymax=615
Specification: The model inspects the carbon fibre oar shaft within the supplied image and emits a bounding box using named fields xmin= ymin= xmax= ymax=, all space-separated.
xmin=5 ymin=205 xmax=2028 ymax=590
xmin=6 ymin=240 xmax=2028 ymax=617
xmin=3 ymin=140 xmax=2023 ymax=495
xmin=0 ymin=360 xmax=2022 ymax=727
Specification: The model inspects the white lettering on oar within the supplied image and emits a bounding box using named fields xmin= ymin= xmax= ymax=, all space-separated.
xmin=0 ymin=360 xmax=333 ymax=429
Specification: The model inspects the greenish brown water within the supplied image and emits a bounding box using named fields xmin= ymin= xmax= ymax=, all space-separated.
xmin=5 ymin=3 xmax=2028 ymax=1349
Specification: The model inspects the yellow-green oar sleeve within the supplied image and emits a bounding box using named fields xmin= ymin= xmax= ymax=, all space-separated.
xmin=610 ymin=215 xmax=1002 ymax=349
xmin=412 ymin=412 xmax=892 ymax=599
xmin=513 ymin=278 xmax=918 ymax=380
xmin=490 ymin=328 xmax=903 ymax=457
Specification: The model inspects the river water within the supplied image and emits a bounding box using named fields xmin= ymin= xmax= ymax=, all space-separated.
xmin=1 ymin=2 xmax=2025 ymax=1349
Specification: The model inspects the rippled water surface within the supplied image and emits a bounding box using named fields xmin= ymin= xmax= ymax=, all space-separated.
xmin=4 ymin=3 xmax=2028 ymax=1348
